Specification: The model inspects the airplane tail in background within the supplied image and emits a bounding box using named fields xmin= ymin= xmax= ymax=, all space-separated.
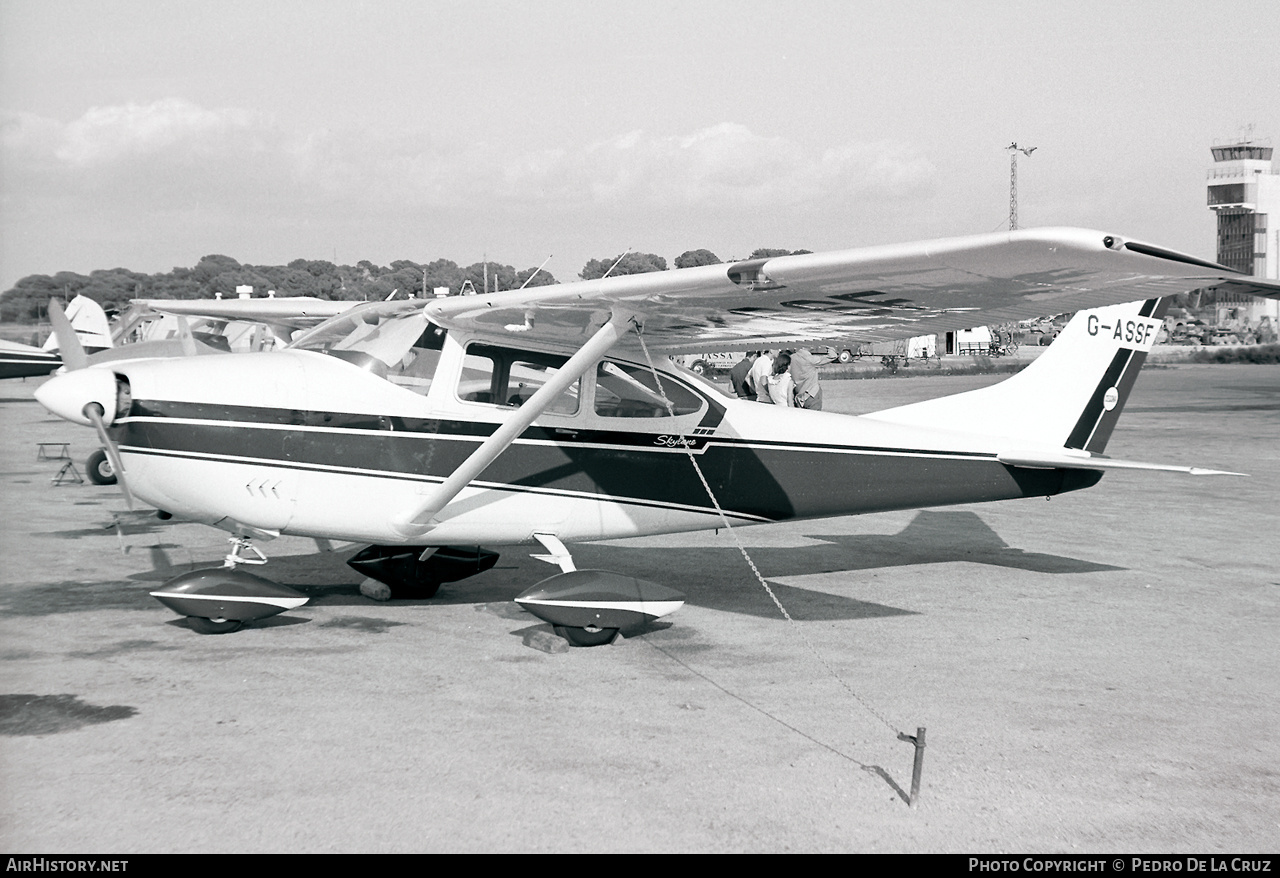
xmin=42 ymin=295 xmax=113 ymax=354
xmin=866 ymin=297 xmax=1171 ymax=455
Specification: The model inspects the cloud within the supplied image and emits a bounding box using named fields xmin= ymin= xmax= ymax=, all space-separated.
xmin=52 ymin=99 xmax=261 ymax=166
xmin=2 ymin=99 xmax=292 ymax=209
xmin=474 ymin=123 xmax=937 ymax=210
xmin=2 ymin=100 xmax=936 ymax=218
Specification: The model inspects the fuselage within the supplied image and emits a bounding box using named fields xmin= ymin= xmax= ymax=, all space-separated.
xmin=98 ymin=322 xmax=1097 ymax=546
xmin=0 ymin=339 xmax=61 ymax=379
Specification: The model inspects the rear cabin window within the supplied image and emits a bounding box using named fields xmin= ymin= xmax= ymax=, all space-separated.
xmin=457 ymin=343 xmax=580 ymax=416
xmin=594 ymin=362 xmax=702 ymax=418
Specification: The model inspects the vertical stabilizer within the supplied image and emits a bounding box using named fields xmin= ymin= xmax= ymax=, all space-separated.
xmin=42 ymin=295 xmax=113 ymax=353
xmin=865 ymin=298 xmax=1170 ymax=453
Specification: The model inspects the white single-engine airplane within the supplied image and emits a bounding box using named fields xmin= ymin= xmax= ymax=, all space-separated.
xmin=0 ymin=295 xmax=112 ymax=379
xmin=33 ymin=228 xmax=1280 ymax=642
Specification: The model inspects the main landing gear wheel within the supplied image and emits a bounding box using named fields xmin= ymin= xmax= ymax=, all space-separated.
xmin=187 ymin=617 xmax=244 ymax=635
xmin=86 ymin=448 xmax=116 ymax=485
xmin=390 ymin=580 xmax=442 ymax=600
xmin=554 ymin=625 xmax=619 ymax=647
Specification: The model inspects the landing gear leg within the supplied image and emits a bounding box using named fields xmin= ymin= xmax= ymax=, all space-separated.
xmin=531 ymin=532 xmax=577 ymax=574
xmin=223 ymin=536 xmax=268 ymax=569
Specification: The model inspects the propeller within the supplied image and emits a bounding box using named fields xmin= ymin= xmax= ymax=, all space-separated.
xmin=84 ymin=401 xmax=134 ymax=509
xmin=46 ymin=298 xmax=88 ymax=370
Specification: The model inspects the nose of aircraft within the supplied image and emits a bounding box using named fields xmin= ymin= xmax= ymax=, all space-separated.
xmin=35 ymin=367 xmax=120 ymax=426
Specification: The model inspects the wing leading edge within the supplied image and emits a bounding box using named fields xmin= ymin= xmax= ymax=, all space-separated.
xmin=134 ymin=297 xmax=353 ymax=330
xmin=423 ymin=227 xmax=1280 ymax=352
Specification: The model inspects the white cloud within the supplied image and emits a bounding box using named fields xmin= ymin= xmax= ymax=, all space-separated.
xmin=476 ymin=124 xmax=937 ymax=210
xmin=2 ymin=100 xmax=937 ymax=221
xmin=53 ymin=99 xmax=262 ymax=166
xmin=2 ymin=100 xmax=290 ymax=208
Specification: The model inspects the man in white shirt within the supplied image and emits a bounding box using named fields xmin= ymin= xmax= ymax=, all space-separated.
xmin=747 ymin=350 xmax=776 ymax=403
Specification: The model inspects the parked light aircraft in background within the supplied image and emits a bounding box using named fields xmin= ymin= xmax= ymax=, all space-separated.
xmin=33 ymin=228 xmax=1280 ymax=642
xmin=0 ymin=295 xmax=112 ymax=379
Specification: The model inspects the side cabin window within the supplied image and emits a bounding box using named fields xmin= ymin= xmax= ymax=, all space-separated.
xmin=457 ymin=343 xmax=580 ymax=416
xmin=594 ymin=361 xmax=702 ymax=418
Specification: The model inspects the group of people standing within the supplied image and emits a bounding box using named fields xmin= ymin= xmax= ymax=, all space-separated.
xmin=728 ymin=348 xmax=835 ymax=410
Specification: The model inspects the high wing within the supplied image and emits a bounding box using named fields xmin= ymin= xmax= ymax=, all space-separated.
xmin=421 ymin=227 xmax=1280 ymax=352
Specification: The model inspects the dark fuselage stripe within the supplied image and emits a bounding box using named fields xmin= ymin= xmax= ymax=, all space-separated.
xmin=120 ymin=444 xmax=775 ymax=523
xmin=117 ymin=405 xmax=1090 ymax=522
xmin=0 ymin=351 xmax=60 ymax=379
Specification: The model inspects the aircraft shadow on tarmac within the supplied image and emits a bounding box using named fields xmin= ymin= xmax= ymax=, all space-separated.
xmin=91 ymin=509 xmax=1119 ymax=625
xmin=7 ymin=510 xmax=1121 ymax=622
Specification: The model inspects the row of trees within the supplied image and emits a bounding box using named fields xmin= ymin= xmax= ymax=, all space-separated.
xmin=0 ymin=247 xmax=811 ymax=323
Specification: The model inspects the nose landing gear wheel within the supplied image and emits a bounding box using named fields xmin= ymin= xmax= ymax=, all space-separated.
xmin=554 ymin=625 xmax=619 ymax=647
xmin=187 ymin=617 xmax=244 ymax=635
xmin=86 ymin=448 xmax=117 ymax=485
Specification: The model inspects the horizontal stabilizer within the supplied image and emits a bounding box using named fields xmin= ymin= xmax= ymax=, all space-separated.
xmin=997 ymin=449 xmax=1245 ymax=477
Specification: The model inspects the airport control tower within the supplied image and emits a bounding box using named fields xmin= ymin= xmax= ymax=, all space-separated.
xmin=1206 ymin=137 xmax=1280 ymax=323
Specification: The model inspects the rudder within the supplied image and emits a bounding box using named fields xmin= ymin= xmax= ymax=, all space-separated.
xmin=866 ymin=297 xmax=1171 ymax=454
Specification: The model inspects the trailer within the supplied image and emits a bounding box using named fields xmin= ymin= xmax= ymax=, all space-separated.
xmin=835 ymin=335 xmax=936 ymax=369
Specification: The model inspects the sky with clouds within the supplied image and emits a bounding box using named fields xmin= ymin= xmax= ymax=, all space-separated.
xmin=1 ymin=0 xmax=1277 ymax=291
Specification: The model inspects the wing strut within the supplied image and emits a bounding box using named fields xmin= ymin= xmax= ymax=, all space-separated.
xmin=391 ymin=312 xmax=631 ymax=538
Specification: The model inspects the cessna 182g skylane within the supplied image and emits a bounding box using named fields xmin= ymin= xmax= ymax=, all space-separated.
xmin=34 ymin=228 xmax=1280 ymax=642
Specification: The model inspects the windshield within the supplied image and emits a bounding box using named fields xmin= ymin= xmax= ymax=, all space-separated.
xmin=289 ymin=301 xmax=432 ymax=364
xmin=289 ymin=301 xmax=448 ymax=394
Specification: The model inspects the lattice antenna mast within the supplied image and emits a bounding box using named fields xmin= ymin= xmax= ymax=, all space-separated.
xmin=1006 ymin=143 xmax=1036 ymax=230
